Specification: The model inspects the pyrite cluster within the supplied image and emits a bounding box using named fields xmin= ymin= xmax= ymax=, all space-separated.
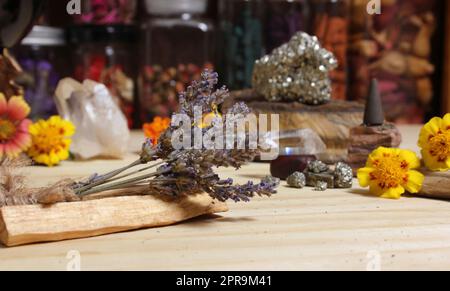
xmin=286 ymin=160 xmax=353 ymax=190
xmin=252 ymin=32 xmax=338 ymax=105
xmin=286 ymin=172 xmax=306 ymax=189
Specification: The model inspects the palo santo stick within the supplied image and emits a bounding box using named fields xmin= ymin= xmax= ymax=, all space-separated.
xmin=0 ymin=193 xmax=228 ymax=247
xmin=415 ymin=170 xmax=450 ymax=199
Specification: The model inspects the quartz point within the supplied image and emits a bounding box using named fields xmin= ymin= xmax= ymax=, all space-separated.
xmin=54 ymin=78 xmax=130 ymax=160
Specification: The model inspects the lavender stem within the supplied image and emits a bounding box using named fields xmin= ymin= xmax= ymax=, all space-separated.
xmin=78 ymin=169 xmax=171 ymax=197
xmin=74 ymin=159 xmax=144 ymax=195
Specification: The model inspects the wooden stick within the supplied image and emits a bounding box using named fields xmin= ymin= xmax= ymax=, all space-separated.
xmin=415 ymin=171 xmax=450 ymax=199
xmin=0 ymin=193 xmax=228 ymax=247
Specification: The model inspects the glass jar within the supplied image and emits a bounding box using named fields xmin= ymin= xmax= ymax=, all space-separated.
xmin=218 ymin=0 xmax=264 ymax=90
xmin=13 ymin=26 xmax=68 ymax=119
xmin=72 ymin=0 xmax=137 ymax=25
xmin=310 ymin=0 xmax=349 ymax=101
xmin=265 ymin=0 xmax=310 ymax=52
xmin=69 ymin=25 xmax=138 ymax=128
xmin=138 ymin=0 xmax=215 ymax=123
xmin=347 ymin=0 xmax=438 ymax=123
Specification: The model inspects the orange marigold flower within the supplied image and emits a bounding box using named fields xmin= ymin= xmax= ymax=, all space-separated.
xmin=143 ymin=117 xmax=171 ymax=145
xmin=0 ymin=93 xmax=32 ymax=159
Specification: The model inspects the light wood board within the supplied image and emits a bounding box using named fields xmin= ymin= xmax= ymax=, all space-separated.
xmin=1 ymin=126 xmax=450 ymax=271
xmin=0 ymin=194 xmax=228 ymax=247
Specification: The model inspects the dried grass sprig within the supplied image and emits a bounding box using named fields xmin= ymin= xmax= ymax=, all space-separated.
xmin=0 ymin=156 xmax=79 ymax=207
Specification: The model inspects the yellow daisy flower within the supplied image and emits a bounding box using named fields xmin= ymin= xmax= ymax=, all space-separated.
xmin=357 ymin=147 xmax=424 ymax=199
xmin=27 ymin=116 xmax=75 ymax=167
xmin=418 ymin=114 xmax=450 ymax=171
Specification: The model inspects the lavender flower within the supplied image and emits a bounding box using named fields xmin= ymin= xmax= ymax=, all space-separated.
xmin=74 ymin=70 xmax=278 ymax=202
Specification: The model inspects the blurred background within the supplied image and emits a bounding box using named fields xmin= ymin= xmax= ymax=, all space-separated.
xmin=7 ymin=0 xmax=449 ymax=127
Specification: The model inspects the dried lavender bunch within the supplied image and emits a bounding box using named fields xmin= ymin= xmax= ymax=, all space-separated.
xmin=74 ymin=70 xmax=278 ymax=202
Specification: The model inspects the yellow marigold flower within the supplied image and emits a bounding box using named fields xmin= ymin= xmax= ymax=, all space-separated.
xmin=357 ymin=147 xmax=424 ymax=199
xmin=418 ymin=114 xmax=450 ymax=171
xmin=27 ymin=116 xmax=76 ymax=167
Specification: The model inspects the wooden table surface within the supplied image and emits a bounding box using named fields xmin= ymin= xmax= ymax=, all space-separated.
xmin=1 ymin=125 xmax=450 ymax=271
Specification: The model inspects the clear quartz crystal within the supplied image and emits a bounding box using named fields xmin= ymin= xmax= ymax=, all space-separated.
xmin=55 ymin=78 xmax=130 ymax=160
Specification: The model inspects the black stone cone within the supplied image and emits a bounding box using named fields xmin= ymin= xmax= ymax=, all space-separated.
xmin=363 ymin=79 xmax=385 ymax=126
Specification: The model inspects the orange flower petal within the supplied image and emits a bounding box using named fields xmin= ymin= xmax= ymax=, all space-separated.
xmin=3 ymin=142 xmax=22 ymax=158
xmin=143 ymin=117 xmax=171 ymax=143
xmin=7 ymin=97 xmax=31 ymax=121
xmin=12 ymin=131 xmax=32 ymax=150
xmin=17 ymin=119 xmax=32 ymax=133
